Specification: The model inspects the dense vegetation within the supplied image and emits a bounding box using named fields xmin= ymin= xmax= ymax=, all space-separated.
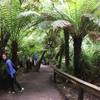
xmin=0 ymin=0 xmax=100 ymax=88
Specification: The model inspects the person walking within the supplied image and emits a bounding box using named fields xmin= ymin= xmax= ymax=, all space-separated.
xmin=33 ymin=53 xmax=38 ymax=66
xmin=2 ymin=53 xmax=24 ymax=94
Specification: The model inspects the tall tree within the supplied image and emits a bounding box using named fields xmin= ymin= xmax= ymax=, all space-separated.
xmin=0 ymin=0 xmax=33 ymax=66
xmin=31 ymin=0 xmax=100 ymax=76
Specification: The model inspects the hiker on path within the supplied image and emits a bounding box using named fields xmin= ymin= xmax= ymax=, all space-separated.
xmin=2 ymin=53 xmax=24 ymax=94
xmin=33 ymin=53 xmax=38 ymax=65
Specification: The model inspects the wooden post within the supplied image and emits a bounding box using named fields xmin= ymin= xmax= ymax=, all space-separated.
xmin=78 ymin=88 xmax=84 ymax=100
xmin=54 ymin=70 xmax=57 ymax=83
xmin=64 ymin=96 xmax=69 ymax=100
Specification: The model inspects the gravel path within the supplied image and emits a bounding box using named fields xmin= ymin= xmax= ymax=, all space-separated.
xmin=0 ymin=65 xmax=63 ymax=100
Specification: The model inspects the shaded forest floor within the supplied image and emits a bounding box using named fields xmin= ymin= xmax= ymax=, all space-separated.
xmin=0 ymin=65 xmax=63 ymax=100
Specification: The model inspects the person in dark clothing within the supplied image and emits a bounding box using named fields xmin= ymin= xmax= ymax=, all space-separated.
xmin=33 ymin=53 xmax=38 ymax=65
xmin=2 ymin=53 xmax=24 ymax=94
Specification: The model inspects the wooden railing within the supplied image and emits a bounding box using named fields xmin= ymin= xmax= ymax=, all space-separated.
xmin=52 ymin=66 xmax=100 ymax=100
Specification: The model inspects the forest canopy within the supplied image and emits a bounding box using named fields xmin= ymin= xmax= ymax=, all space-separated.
xmin=0 ymin=0 xmax=100 ymax=80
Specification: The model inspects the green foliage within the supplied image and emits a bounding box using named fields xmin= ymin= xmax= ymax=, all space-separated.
xmin=0 ymin=0 xmax=99 ymax=80
xmin=0 ymin=0 xmax=21 ymax=35
xmin=18 ymin=29 xmax=46 ymax=58
xmin=92 ymin=51 xmax=100 ymax=67
xmin=80 ymin=39 xmax=100 ymax=81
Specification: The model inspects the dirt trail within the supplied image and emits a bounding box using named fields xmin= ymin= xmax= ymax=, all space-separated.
xmin=0 ymin=65 xmax=63 ymax=100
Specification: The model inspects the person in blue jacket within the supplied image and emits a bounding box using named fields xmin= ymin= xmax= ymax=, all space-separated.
xmin=2 ymin=53 xmax=24 ymax=94
xmin=33 ymin=53 xmax=38 ymax=65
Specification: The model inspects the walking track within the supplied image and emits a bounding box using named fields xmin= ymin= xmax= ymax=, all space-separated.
xmin=0 ymin=65 xmax=63 ymax=100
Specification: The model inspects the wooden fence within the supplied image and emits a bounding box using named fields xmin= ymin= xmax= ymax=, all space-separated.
xmin=52 ymin=66 xmax=100 ymax=100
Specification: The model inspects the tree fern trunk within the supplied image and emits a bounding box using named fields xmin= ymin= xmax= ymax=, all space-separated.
xmin=36 ymin=50 xmax=47 ymax=72
xmin=11 ymin=40 xmax=18 ymax=68
xmin=64 ymin=28 xmax=70 ymax=71
xmin=73 ymin=37 xmax=83 ymax=100
xmin=73 ymin=37 xmax=83 ymax=77
xmin=55 ymin=51 xmax=60 ymax=61
xmin=57 ymin=43 xmax=64 ymax=68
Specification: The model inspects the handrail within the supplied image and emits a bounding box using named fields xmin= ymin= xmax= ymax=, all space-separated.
xmin=52 ymin=66 xmax=100 ymax=98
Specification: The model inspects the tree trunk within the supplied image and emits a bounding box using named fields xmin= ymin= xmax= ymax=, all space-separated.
xmin=19 ymin=0 xmax=22 ymax=5
xmin=11 ymin=40 xmax=18 ymax=68
xmin=57 ymin=43 xmax=64 ymax=68
xmin=1 ymin=26 xmax=10 ymax=48
xmin=73 ymin=37 xmax=83 ymax=100
xmin=64 ymin=28 xmax=70 ymax=71
xmin=55 ymin=51 xmax=60 ymax=61
xmin=35 ymin=50 xmax=47 ymax=72
xmin=78 ymin=88 xmax=84 ymax=100
xmin=0 ymin=31 xmax=10 ymax=57
xmin=73 ymin=37 xmax=83 ymax=77
xmin=3 ymin=31 xmax=10 ymax=47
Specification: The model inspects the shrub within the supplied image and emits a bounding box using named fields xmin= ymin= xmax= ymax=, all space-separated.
xmin=80 ymin=40 xmax=100 ymax=81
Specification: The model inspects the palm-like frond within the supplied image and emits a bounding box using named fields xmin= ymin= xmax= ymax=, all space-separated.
xmin=51 ymin=20 xmax=71 ymax=31
xmin=37 ymin=0 xmax=100 ymax=37
xmin=0 ymin=0 xmax=21 ymax=41
xmin=18 ymin=10 xmax=40 ymax=18
xmin=80 ymin=14 xmax=100 ymax=37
